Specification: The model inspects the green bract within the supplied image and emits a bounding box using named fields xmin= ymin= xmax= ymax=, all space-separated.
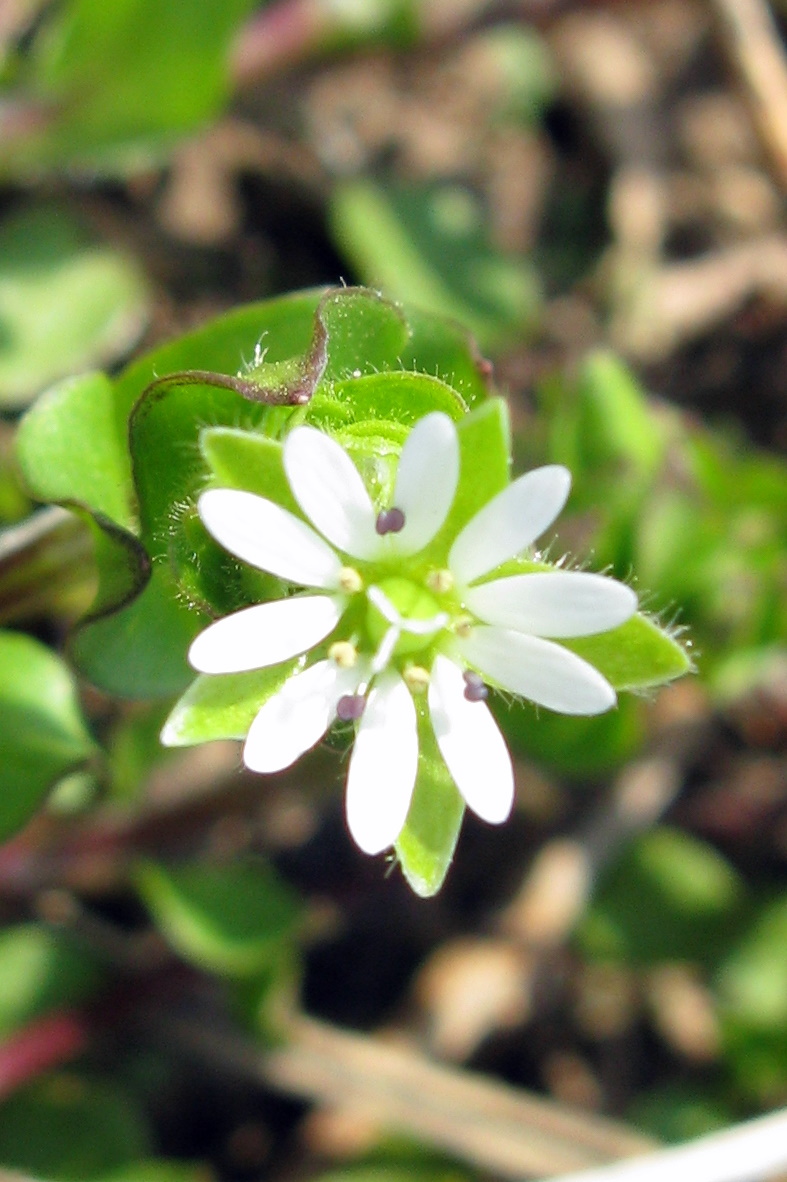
xmin=17 ymin=286 xmax=690 ymax=893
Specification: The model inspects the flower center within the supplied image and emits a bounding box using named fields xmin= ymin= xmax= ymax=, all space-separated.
xmin=366 ymin=577 xmax=445 ymax=657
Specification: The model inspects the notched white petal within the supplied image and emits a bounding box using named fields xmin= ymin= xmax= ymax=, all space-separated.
xmin=346 ymin=671 xmax=418 ymax=855
xmin=393 ymin=412 xmax=459 ymax=555
xmin=458 ymin=626 xmax=617 ymax=715
xmin=188 ymin=595 xmax=342 ymax=674
xmin=198 ymin=488 xmax=343 ymax=588
xmin=243 ymin=659 xmax=358 ymax=773
xmin=429 ymin=655 xmax=514 ymax=824
xmin=465 ymin=571 xmax=637 ymax=637
xmin=449 ymin=465 xmax=571 ymax=585
xmin=284 ymin=426 xmax=381 ymax=560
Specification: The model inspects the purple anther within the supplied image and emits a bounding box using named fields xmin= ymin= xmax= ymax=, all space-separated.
xmin=463 ymin=671 xmax=488 ymax=702
xmin=375 ymin=507 xmax=406 ymax=535
xmin=336 ymin=694 xmax=366 ymax=722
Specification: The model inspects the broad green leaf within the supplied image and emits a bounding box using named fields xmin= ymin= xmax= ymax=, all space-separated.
xmin=395 ymin=713 xmax=465 ymax=897
xmin=15 ymin=371 xmax=148 ymax=628
xmin=330 ymin=180 xmax=541 ymax=350
xmin=136 ymin=858 xmax=301 ymax=977
xmin=161 ymin=661 xmax=302 ymax=746
xmin=17 ymin=371 xmax=135 ymax=530
xmin=0 ymin=1075 xmax=150 ymax=1179
xmin=399 ymin=303 xmax=493 ymax=407
xmin=564 ymin=613 xmax=692 ymax=692
xmin=0 ymin=630 xmax=96 ymax=841
xmin=0 ymin=924 xmax=103 ymax=1039
xmin=69 ymin=566 xmax=204 ymax=700
xmin=0 ymin=206 xmax=148 ymax=407
xmin=3 ymin=0 xmax=260 ymax=173
xmin=317 ymin=287 xmax=410 ymax=380
xmin=578 ymin=827 xmax=746 ymax=966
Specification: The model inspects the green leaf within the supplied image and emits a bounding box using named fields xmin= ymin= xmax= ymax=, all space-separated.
xmin=578 ymin=827 xmax=746 ymax=966
xmin=15 ymin=370 xmax=149 ymax=630
xmin=136 ymin=858 xmax=302 ymax=977
xmin=4 ymin=0 xmax=260 ymax=173
xmin=564 ymin=612 xmax=692 ymax=692
xmin=395 ymin=714 xmax=465 ymax=898
xmin=0 ymin=924 xmax=103 ymax=1039
xmin=330 ymin=180 xmax=541 ymax=350
xmin=0 ymin=1075 xmax=150 ymax=1180
xmin=0 ymin=206 xmax=148 ymax=408
xmin=98 ymin=1162 xmax=208 ymax=1182
xmin=161 ymin=661 xmax=302 ymax=746
xmin=0 ymin=630 xmax=96 ymax=842
xmin=717 ymin=895 xmax=787 ymax=1030
xmin=399 ymin=303 xmax=493 ymax=407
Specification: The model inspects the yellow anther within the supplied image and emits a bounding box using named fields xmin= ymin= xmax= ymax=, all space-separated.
xmin=454 ymin=615 xmax=474 ymax=638
xmin=403 ymin=664 xmax=430 ymax=692
xmin=339 ymin=567 xmax=363 ymax=594
xmin=426 ymin=569 xmax=454 ymax=594
xmin=329 ymin=641 xmax=358 ymax=668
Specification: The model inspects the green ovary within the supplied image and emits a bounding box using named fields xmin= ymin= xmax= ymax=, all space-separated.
xmin=366 ymin=576 xmax=444 ymax=657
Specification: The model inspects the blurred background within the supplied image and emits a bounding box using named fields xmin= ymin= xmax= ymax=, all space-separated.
xmin=0 ymin=1 xmax=786 ymax=1180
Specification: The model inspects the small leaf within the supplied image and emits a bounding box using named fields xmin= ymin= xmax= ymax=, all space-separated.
xmin=0 ymin=630 xmax=96 ymax=841
xmin=136 ymin=858 xmax=301 ymax=977
xmin=161 ymin=661 xmax=302 ymax=746
xmin=0 ymin=1075 xmax=150 ymax=1180
xmin=578 ymin=827 xmax=746 ymax=965
xmin=395 ymin=714 xmax=465 ymax=898
xmin=330 ymin=180 xmax=541 ymax=350
xmin=0 ymin=925 xmax=103 ymax=1040
xmin=0 ymin=206 xmax=148 ymax=408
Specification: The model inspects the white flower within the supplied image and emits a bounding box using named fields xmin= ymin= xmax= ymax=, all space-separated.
xmin=185 ymin=413 xmax=637 ymax=855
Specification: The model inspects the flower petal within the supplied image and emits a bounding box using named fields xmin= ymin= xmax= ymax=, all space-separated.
xmin=345 ymin=670 xmax=418 ymax=854
xmin=457 ymin=625 xmax=617 ymax=715
xmin=188 ymin=595 xmax=342 ymax=674
xmin=392 ymin=412 xmax=459 ymax=554
xmin=465 ymin=571 xmax=637 ymax=637
xmin=449 ymin=465 xmax=571 ymax=585
xmin=284 ymin=426 xmax=380 ymax=560
xmin=429 ymin=655 xmax=514 ymax=824
xmin=199 ymin=488 xmax=343 ymax=588
xmin=243 ymin=659 xmax=359 ymax=772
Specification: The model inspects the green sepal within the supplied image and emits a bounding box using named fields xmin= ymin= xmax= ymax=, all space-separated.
xmin=427 ymin=398 xmax=511 ymax=563
xmin=564 ymin=613 xmax=692 ymax=692
xmin=161 ymin=659 xmax=303 ymax=746
xmin=135 ymin=858 xmax=302 ymax=978
xmin=395 ymin=712 xmax=465 ymax=897
xmin=201 ymin=428 xmax=294 ymax=510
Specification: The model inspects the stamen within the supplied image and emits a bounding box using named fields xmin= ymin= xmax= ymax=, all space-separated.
xmin=338 ymin=567 xmax=363 ymax=594
xmin=329 ymin=640 xmax=358 ymax=669
xmin=375 ymin=507 xmax=406 ymax=535
xmin=426 ymin=569 xmax=454 ymax=594
xmin=336 ymin=694 xmax=366 ymax=722
xmin=463 ymin=670 xmax=488 ymax=702
xmin=454 ymin=615 xmax=473 ymax=638
xmin=404 ymin=665 xmax=430 ymax=692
